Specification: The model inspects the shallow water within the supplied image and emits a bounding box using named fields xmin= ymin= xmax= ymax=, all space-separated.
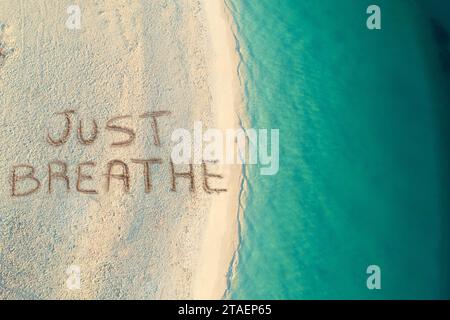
xmin=228 ymin=0 xmax=450 ymax=299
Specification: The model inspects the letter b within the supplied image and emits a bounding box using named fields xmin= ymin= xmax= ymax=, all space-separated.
xmin=11 ymin=165 xmax=41 ymax=197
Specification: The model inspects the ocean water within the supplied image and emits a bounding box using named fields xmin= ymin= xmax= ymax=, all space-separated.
xmin=226 ymin=0 xmax=450 ymax=299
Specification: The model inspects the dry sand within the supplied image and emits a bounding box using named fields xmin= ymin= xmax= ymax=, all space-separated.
xmin=0 ymin=0 xmax=242 ymax=299
xmin=191 ymin=0 xmax=243 ymax=299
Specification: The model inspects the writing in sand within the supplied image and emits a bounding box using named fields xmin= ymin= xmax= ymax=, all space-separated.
xmin=9 ymin=110 xmax=228 ymax=197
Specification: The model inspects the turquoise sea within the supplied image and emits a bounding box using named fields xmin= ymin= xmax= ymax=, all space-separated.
xmin=226 ymin=0 xmax=450 ymax=299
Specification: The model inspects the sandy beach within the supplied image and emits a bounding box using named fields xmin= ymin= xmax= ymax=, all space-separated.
xmin=0 ymin=0 xmax=242 ymax=299
xmin=192 ymin=0 xmax=243 ymax=299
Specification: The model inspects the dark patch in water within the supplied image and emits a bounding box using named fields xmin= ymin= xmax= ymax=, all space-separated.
xmin=430 ymin=19 xmax=450 ymax=73
xmin=427 ymin=15 xmax=450 ymax=297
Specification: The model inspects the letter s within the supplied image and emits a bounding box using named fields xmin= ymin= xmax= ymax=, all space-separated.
xmin=105 ymin=115 xmax=136 ymax=147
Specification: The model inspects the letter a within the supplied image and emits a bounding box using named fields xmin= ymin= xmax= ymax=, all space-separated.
xmin=366 ymin=265 xmax=381 ymax=290
xmin=66 ymin=5 xmax=82 ymax=30
xmin=367 ymin=5 xmax=381 ymax=30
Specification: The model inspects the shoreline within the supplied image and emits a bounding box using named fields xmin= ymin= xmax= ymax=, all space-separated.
xmin=191 ymin=0 xmax=244 ymax=299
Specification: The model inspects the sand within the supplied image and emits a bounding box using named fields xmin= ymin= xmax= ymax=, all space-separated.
xmin=191 ymin=0 xmax=243 ymax=299
xmin=0 ymin=0 xmax=242 ymax=299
